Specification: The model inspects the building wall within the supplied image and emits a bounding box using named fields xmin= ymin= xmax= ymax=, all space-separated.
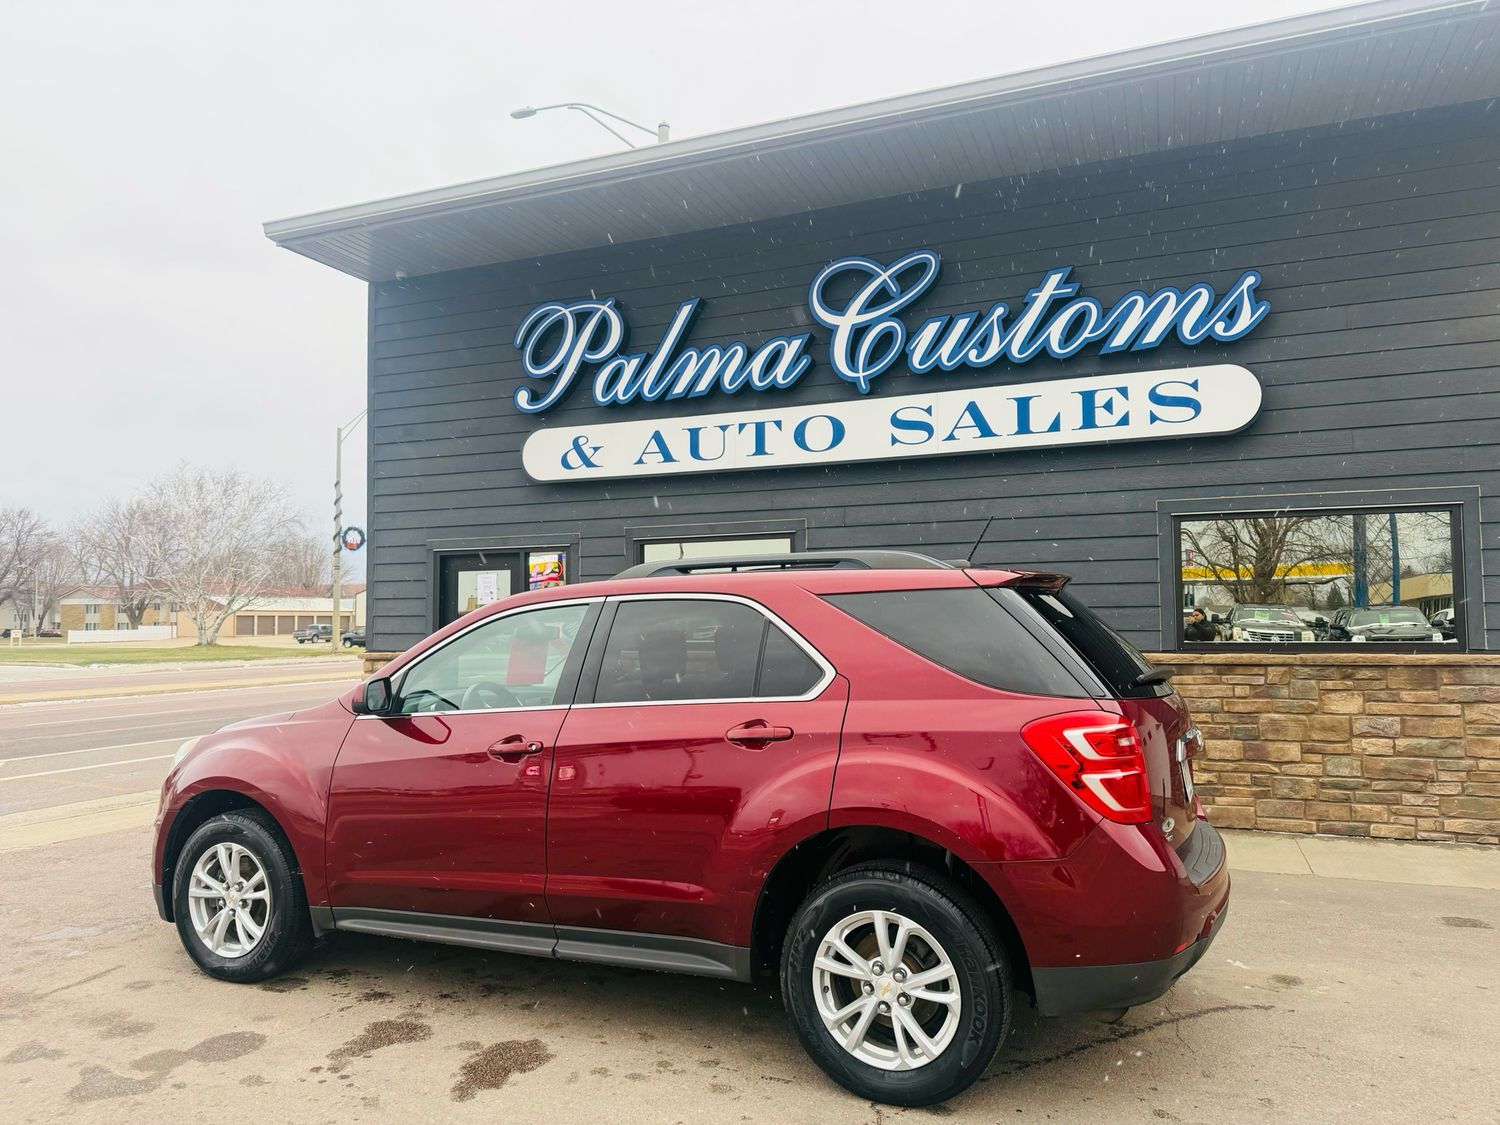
xmin=59 ymin=603 xmax=117 ymax=633
xmin=1169 ymin=651 xmax=1500 ymax=844
xmin=365 ymin=101 xmax=1500 ymax=652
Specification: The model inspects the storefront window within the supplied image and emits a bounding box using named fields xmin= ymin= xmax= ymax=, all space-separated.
xmin=1177 ymin=509 xmax=1458 ymax=647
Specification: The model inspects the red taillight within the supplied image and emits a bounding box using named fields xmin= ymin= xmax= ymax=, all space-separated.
xmin=1021 ymin=711 xmax=1151 ymax=824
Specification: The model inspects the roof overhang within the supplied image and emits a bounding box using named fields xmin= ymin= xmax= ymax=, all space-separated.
xmin=264 ymin=0 xmax=1500 ymax=282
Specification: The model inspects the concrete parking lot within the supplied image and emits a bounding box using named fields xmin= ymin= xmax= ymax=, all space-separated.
xmin=2 ymin=678 xmax=1498 ymax=1123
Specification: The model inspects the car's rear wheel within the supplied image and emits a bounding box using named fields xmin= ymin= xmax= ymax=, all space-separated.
xmin=172 ymin=810 xmax=312 ymax=983
xmin=781 ymin=864 xmax=1010 ymax=1107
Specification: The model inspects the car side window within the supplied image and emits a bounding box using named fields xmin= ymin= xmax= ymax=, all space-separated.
xmin=396 ymin=602 xmax=591 ymax=714
xmin=593 ymin=598 xmax=820 ymax=704
xmin=757 ymin=625 xmax=824 ymax=697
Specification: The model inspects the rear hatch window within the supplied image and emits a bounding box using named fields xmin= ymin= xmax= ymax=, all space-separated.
xmin=1000 ymin=587 xmax=1169 ymax=699
xmin=823 ymin=587 xmax=1089 ymax=697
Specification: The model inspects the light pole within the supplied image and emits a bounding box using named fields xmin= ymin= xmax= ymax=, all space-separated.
xmin=510 ymin=102 xmax=669 ymax=147
xmin=331 ymin=408 xmax=367 ymax=649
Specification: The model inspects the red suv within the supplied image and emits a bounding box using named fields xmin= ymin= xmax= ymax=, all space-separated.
xmin=152 ymin=551 xmax=1228 ymax=1106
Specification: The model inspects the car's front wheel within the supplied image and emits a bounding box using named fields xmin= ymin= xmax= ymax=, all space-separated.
xmin=172 ymin=810 xmax=312 ymax=983
xmin=781 ymin=864 xmax=1010 ymax=1107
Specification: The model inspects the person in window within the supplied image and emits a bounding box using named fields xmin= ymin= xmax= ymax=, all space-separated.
xmin=1184 ymin=608 xmax=1217 ymax=642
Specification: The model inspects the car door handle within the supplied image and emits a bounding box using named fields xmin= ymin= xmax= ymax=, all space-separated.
xmin=726 ymin=721 xmax=794 ymax=746
xmin=488 ymin=735 xmax=544 ymax=762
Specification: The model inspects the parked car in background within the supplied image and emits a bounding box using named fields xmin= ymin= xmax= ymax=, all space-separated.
xmin=340 ymin=627 xmax=366 ymax=648
xmin=1217 ymin=604 xmax=1315 ymax=642
xmin=292 ymin=623 xmax=332 ymax=644
xmin=1326 ymin=606 xmax=1443 ymax=643
xmin=1430 ymin=608 xmax=1457 ymax=641
xmin=152 ymin=550 xmax=1228 ymax=1107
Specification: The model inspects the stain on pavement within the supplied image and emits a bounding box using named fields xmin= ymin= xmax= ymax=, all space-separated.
xmin=450 ymin=1039 xmax=554 ymax=1101
xmin=1441 ymin=915 xmax=1492 ymax=929
xmin=327 ymin=1019 xmax=433 ymax=1071
xmin=258 ymin=976 xmax=309 ymax=993
xmin=5 ymin=1042 xmax=64 ymax=1064
xmin=66 ymin=1031 xmax=266 ymax=1103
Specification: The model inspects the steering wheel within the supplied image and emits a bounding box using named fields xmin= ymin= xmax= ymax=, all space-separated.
xmin=460 ymin=680 xmax=520 ymax=711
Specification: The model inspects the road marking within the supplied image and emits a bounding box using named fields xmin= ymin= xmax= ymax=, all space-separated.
xmin=6 ymin=719 xmax=213 ymax=744
xmin=9 ymin=689 xmax=336 ymax=728
xmin=0 ymin=736 xmax=188 ymax=766
xmin=0 ymin=674 xmax=358 ymax=708
xmin=0 ymin=754 xmax=174 ymax=782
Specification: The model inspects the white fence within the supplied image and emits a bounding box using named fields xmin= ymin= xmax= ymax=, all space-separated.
xmin=67 ymin=625 xmax=177 ymax=645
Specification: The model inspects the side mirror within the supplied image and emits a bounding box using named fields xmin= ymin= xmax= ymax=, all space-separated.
xmin=354 ymin=676 xmax=394 ymax=715
xmin=1210 ymin=614 xmax=1222 ymax=625
xmin=1315 ymin=617 xmax=1327 ymax=627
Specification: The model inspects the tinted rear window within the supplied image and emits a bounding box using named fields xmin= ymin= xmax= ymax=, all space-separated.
xmin=824 ymin=588 xmax=1086 ymax=697
xmin=1005 ymin=587 xmax=1165 ymax=698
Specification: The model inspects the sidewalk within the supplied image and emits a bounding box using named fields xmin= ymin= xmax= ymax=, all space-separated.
xmin=1222 ymin=829 xmax=1499 ymax=890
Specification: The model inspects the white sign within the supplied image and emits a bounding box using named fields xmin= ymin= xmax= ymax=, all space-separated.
xmin=474 ymin=571 xmax=500 ymax=606
xmin=522 ymin=365 xmax=1262 ymax=482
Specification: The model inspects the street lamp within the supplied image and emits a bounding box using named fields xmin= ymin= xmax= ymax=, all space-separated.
xmin=510 ymin=102 xmax=670 ymax=147
xmin=331 ymin=408 xmax=367 ymax=649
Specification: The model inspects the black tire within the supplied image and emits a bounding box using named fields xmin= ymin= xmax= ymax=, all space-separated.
xmin=780 ymin=863 xmax=1010 ymax=1107
xmin=171 ymin=810 xmax=313 ymax=983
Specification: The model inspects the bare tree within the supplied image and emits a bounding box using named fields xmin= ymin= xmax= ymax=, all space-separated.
xmin=71 ymin=497 xmax=170 ymax=628
xmin=25 ymin=535 xmax=76 ymax=633
xmin=265 ymin=529 xmax=331 ymax=591
xmin=0 ymin=505 xmax=47 ymax=613
xmin=148 ymin=466 xmax=299 ymax=645
xmin=1183 ymin=515 xmax=1346 ymax=604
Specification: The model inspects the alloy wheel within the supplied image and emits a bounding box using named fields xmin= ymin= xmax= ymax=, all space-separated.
xmin=811 ymin=908 xmax=962 ymax=1070
xmin=187 ymin=841 xmax=272 ymax=958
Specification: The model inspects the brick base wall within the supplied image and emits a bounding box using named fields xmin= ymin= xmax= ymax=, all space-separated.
xmin=363 ymin=649 xmax=1500 ymax=844
xmin=1147 ymin=652 xmax=1500 ymax=845
xmin=363 ymin=652 xmax=398 ymax=676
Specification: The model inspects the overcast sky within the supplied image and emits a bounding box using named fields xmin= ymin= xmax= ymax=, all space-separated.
xmin=1 ymin=0 xmax=1363 ymax=577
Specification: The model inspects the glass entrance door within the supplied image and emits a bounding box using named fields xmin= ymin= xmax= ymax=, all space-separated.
xmin=437 ymin=551 xmax=525 ymax=629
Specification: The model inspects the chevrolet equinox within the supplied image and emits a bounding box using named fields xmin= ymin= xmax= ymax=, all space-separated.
xmin=152 ymin=550 xmax=1228 ymax=1106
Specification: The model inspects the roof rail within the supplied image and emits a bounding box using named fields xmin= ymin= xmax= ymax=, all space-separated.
xmin=615 ymin=550 xmax=956 ymax=579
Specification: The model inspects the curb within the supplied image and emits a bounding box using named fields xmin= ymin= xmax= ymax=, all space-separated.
xmin=0 ymin=791 xmax=159 ymax=854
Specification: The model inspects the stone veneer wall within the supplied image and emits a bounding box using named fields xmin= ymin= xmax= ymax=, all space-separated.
xmin=363 ymin=650 xmax=1500 ymax=844
xmin=1148 ymin=652 xmax=1500 ymax=845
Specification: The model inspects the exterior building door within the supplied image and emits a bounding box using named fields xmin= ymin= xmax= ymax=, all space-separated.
xmin=438 ymin=551 xmax=525 ymax=628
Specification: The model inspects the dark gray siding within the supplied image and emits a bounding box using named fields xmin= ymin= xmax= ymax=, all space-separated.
xmin=366 ymin=101 xmax=1500 ymax=652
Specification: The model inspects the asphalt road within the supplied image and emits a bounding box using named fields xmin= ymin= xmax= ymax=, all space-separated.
xmin=1 ymin=676 xmax=1497 ymax=1122
xmin=0 ymin=672 xmax=359 ymax=815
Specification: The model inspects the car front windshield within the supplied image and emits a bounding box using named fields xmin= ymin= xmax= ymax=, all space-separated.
xmin=1238 ymin=607 xmax=1303 ymax=626
xmin=1350 ymin=608 xmax=1428 ymax=626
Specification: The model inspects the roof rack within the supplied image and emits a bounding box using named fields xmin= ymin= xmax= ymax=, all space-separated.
xmin=615 ymin=550 xmax=957 ymax=579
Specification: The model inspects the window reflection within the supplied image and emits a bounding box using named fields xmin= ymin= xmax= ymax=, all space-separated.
xmin=1178 ymin=510 xmax=1455 ymax=646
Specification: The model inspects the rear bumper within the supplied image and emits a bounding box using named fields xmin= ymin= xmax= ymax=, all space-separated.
xmin=1032 ymin=899 xmax=1228 ymax=1015
xmin=983 ymin=816 xmax=1230 ymax=1010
